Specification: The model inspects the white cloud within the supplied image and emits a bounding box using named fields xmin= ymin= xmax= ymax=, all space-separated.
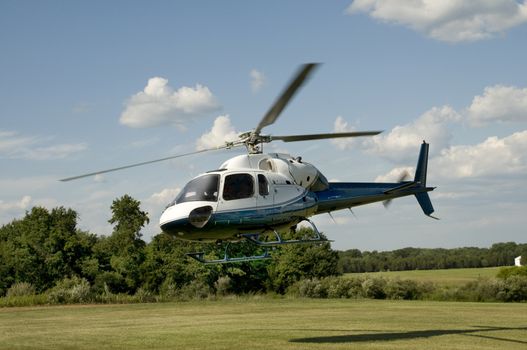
xmin=196 ymin=115 xmax=240 ymax=150
xmin=0 ymin=130 xmax=87 ymax=160
xmin=0 ymin=195 xmax=32 ymax=212
xmin=434 ymin=130 xmax=527 ymax=178
xmin=374 ymin=166 xmax=413 ymax=182
xmin=147 ymin=187 xmax=181 ymax=206
xmin=363 ymin=106 xmax=460 ymax=162
xmin=467 ymin=85 xmax=527 ymax=126
xmin=120 ymin=77 xmax=221 ymax=128
xmin=0 ymin=195 xmax=38 ymax=226
xmin=347 ymin=0 xmax=527 ymax=43
xmin=331 ymin=116 xmax=358 ymax=150
xmin=250 ymin=69 xmax=266 ymax=93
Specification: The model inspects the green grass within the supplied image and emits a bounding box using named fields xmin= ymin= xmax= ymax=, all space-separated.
xmin=345 ymin=267 xmax=501 ymax=286
xmin=1 ymin=298 xmax=526 ymax=349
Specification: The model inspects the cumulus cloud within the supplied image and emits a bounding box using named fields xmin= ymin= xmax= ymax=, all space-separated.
xmin=467 ymin=85 xmax=527 ymax=126
xmin=147 ymin=187 xmax=181 ymax=206
xmin=250 ymin=69 xmax=266 ymax=92
xmin=434 ymin=130 xmax=527 ymax=178
xmin=0 ymin=196 xmax=33 ymax=225
xmin=347 ymin=0 xmax=527 ymax=43
xmin=0 ymin=130 xmax=87 ymax=160
xmin=374 ymin=166 xmax=413 ymax=182
xmin=196 ymin=115 xmax=240 ymax=150
xmin=120 ymin=77 xmax=220 ymax=128
xmin=364 ymin=106 xmax=461 ymax=162
xmin=0 ymin=195 xmax=32 ymax=212
xmin=331 ymin=116 xmax=359 ymax=150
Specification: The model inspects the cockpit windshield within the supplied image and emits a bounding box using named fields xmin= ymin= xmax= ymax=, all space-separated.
xmin=174 ymin=174 xmax=220 ymax=204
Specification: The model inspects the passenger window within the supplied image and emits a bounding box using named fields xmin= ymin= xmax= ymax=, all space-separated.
xmin=223 ymin=174 xmax=254 ymax=200
xmin=258 ymin=174 xmax=269 ymax=196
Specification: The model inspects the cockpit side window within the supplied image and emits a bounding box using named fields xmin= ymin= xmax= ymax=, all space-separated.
xmin=258 ymin=174 xmax=269 ymax=196
xmin=223 ymin=173 xmax=254 ymax=201
xmin=175 ymin=174 xmax=219 ymax=204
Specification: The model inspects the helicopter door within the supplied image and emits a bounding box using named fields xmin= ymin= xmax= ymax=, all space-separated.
xmin=256 ymin=174 xmax=274 ymax=209
xmin=217 ymin=173 xmax=257 ymax=223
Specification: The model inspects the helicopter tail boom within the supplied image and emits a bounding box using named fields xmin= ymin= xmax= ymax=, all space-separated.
xmin=314 ymin=142 xmax=437 ymax=218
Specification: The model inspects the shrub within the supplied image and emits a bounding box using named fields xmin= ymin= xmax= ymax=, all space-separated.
xmin=497 ymin=266 xmax=527 ymax=279
xmin=361 ymin=278 xmax=386 ymax=299
xmin=47 ymin=276 xmax=92 ymax=304
xmin=0 ymin=294 xmax=48 ymax=307
xmin=158 ymin=278 xmax=179 ymax=300
xmin=326 ymin=277 xmax=363 ymax=298
xmin=214 ymin=276 xmax=232 ymax=296
xmin=178 ymin=280 xmax=211 ymax=300
xmin=6 ymin=282 xmax=36 ymax=297
xmin=134 ymin=288 xmax=156 ymax=303
xmin=497 ymin=275 xmax=527 ymax=302
xmin=385 ymin=278 xmax=423 ymax=300
xmin=288 ymin=278 xmax=326 ymax=298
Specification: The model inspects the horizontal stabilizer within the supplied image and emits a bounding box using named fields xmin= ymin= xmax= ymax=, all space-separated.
xmin=384 ymin=181 xmax=416 ymax=195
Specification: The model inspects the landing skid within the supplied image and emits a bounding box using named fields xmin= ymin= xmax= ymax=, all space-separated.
xmin=186 ymin=247 xmax=271 ymax=265
xmin=241 ymin=218 xmax=330 ymax=246
xmin=186 ymin=218 xmax=330 ymax=264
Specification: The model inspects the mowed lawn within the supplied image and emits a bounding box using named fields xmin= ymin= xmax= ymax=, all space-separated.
xmin=1 ymin=298 xmax=526 ymax=350
xmin=345 ymin=267 xmax=502 ymax=286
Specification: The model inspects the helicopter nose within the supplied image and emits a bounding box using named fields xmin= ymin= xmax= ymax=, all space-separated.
xmin=159 ymin=203 xmax=214 ymax=235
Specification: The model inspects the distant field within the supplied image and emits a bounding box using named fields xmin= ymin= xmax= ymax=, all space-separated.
xmin=345 ymin=267 xmax=502 ymax=286
xmin=1 ymin=298 xmax=526 ymax=350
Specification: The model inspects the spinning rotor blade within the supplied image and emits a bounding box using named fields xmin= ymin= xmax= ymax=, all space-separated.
xmin=272 ymin=131 xmax=382 ymax=143
xmin=383 ymin=171 xmax=412 ymax=208
xmin=254 ymin=63 xmax=319 ymax=135
xmin=59 ymin=144 xmax=236 ymax=182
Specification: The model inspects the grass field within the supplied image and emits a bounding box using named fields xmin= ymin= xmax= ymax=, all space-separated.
xmin=345 ymin=267 xmax=502 ymax=286
xmin=1 ymin=298 xmax=526 ymax=350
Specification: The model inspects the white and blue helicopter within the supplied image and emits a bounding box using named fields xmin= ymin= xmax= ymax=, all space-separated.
xmin=62 ymin=64 xmax=437 ymax=264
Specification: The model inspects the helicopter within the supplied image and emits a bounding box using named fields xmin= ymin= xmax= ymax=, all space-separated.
xmin=61 ymin=63 xmax=437 ymax=264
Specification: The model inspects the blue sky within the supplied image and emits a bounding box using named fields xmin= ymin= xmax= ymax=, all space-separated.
xmin=1 ymin=1 xmax=527 ymax=250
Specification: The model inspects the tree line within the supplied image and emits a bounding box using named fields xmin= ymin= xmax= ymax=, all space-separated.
xmin=338 ymin=243 xmax=527 ymax=273
xmin=0 ymin=195 xmax=525 ymax=301
xmin=0 ymin=195 xmax=338 ymax=298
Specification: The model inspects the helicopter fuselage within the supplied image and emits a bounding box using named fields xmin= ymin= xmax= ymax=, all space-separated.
xmin=159 ymin=153 xmax=321 ymax=241
xmin=159 ymin=144 xmax=436 ymax=242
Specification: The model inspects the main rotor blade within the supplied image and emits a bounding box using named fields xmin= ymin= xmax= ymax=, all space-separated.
xmin=59 ymin=145 xmax=233 ymax=182
xmin=271 ymin=131 xmax=382 ymax=143
xmin=254 ymin=63 xmax=319 ymax=134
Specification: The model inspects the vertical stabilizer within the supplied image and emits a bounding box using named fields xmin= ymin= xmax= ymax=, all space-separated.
xmin=414 ymin=141 xmax=429 ymax=186
xmin=413 ymin=141 xmax=438 ymax=219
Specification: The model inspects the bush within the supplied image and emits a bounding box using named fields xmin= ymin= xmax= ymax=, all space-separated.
xmin=93 ymin=271 xmax=127 ymax=295
xmin=497 ymin=275 xmax=527 ymax=302
xmin=178 ymin=280 xmax=211 ymax=300
xmin=0 ymin=294 xmax=48 ymax=307
xmin=6 ymin=282 xmax=36 ymax=297
xmin=326 ymin=277 xmax=363 ymax=298
xmin=214 ymin=276 xmax=232 ymax=296
xmin=385 ymin=278 xmax=425 ymax=300
xmin=361 ymin=278 xmax=386 ymax=299
xmin=497 ymin=266 xmax=527 ymax=279
xmin=158 ymin=278 xmax=179 ymax=300
xmin=47 ymin=276 xmax=92 ymax=304
xmin=134 ymin=288 xmax=156 ymax=303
